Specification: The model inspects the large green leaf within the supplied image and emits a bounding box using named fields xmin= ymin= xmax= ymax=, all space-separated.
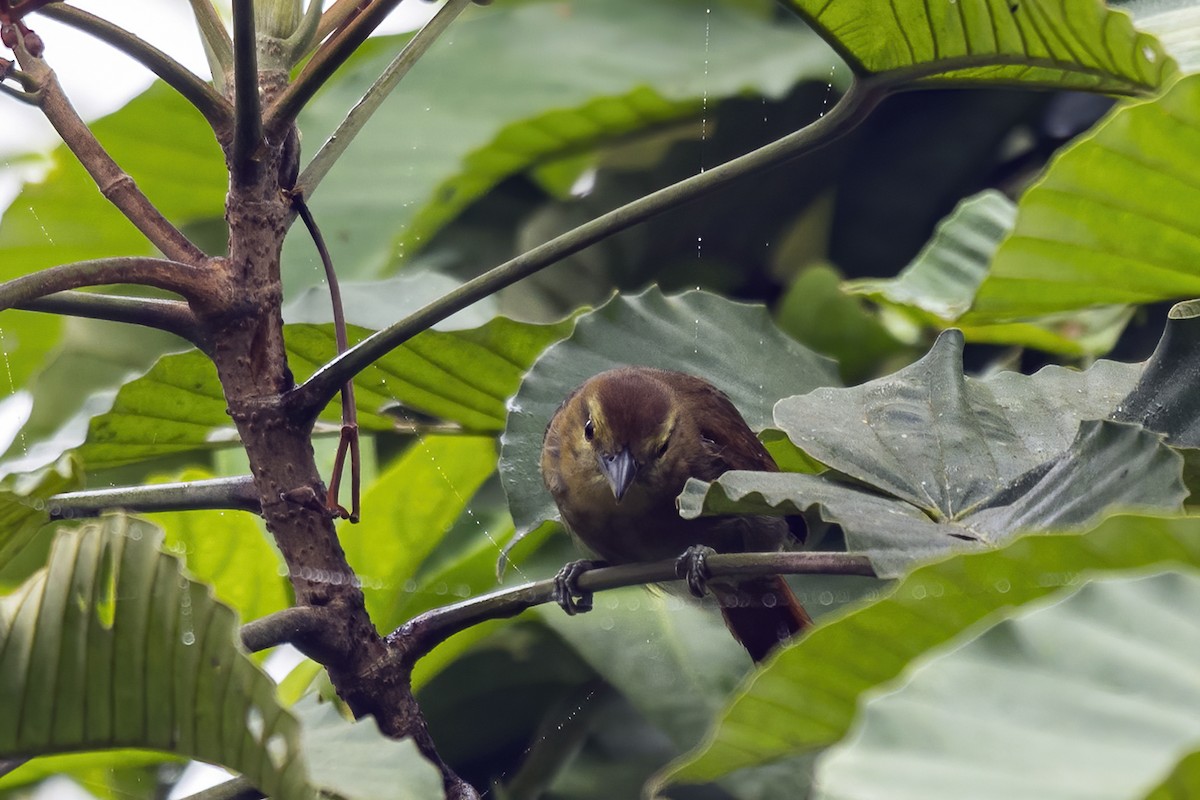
xmin=681 ymin=330 xmax=1179 ymax=576
xmin=0 ymin=516 xmax=310 ymax=798
xmin=785 ymin=0 xmax=1174 ymax=91
xmin=968 ymin=72 xmax=1200 ymax=321
xmin=844 ymin=190 xmax=1132 ymax=355
xmin=499 ymin=287 xmax=839 ymax=537
xmin=292 ymin=0 xmax=841 ymax=279
xmin=813 ymin=571 xmax=1200 ymax=800
xmin=292 ymin=697 xmax=442 ymax=800
xmin=657 ymin=514 xmax=1200 ymax=788
xmin=149 ymin=469 xmax=291 ymax=624
xmin=1144 ymin=749 xmax=1200 ymax=800
xmin=71 ymin=303 xmax=571 ymax=469
xmin=341 ymin=435 xmax=497 ymax=632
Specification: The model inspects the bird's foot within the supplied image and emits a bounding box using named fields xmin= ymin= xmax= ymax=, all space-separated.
xmin=676 ymin=545 xmax=718 ymax=598
xmin=554 ymin=559 xmax=606 ymax=615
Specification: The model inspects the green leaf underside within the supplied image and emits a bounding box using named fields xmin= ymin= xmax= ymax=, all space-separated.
xmin=293 ymin=698 xmax=442 ymax=800
xmin=293 ymin=0 xmax=841 ymax=279
xmin=657 ymin=514 xmax=1200 ymax=787
xmin=0 ymin=517 xmax=310 ymax=799
xmin=969 ymin=72 xmax=1200 ymax=321
xmin=499 ymin=287 xmax=840 ymax=537
xmin=814 ymin=571 xmax=1200 ymax=800
xmin=785 ymin=0 xmax=1173 ymax=92
xmin=74 ymin=312 xmax=572 ymax=470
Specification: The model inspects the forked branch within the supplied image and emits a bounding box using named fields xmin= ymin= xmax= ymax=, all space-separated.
xmin=17 ymin=291 xmax=203 ymax=344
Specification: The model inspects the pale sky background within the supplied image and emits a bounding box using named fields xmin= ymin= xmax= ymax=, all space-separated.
xmin=2 ymin=6 xmax=437 ymax=796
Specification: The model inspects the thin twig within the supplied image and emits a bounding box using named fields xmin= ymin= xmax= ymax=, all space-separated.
xmin=265 ymin=0 xmax=407 ymax=134
xmin=17 ymin=291 xmax=204 ymax=345
xmin=395 ymin=551 xmax=877 ymax=659
xmin=293 ymin=194 xmax=360 ymax=522
xmin=34 ymin=4 xmax=232 ymax=131
xmin=290 ymin=79 xmax=884 ymax=417
xmin=0 ymin=256 xmax=216 ymax=311
xmin=49 ymin=476 xmax=261 ymax=519
xmin=294 ymin=0 xmax=472 ymax=198
xmin=188 ymin=0 xmax=234 ymax=91
xmin=14 ymin=49 xmax=206 ymax=264
xmin=314 ymin=0 xmax=367 ymax=45
xmin=231 ymin=0 xmax=264 ymax=185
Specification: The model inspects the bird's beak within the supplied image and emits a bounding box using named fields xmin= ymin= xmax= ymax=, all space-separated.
xmin=599 ymin=448 xmax=637 ymax=502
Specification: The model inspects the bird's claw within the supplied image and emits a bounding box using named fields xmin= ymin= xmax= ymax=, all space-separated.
xmin=554 ymin=559 xmax=605 ymax=615
xmin=676 ymin=545 xmax=717 ymax=598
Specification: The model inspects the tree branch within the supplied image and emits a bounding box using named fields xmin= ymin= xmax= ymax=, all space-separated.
xmin=13 ymin=44 xmax=206 ymax=265
xmin=294 ymin=0 xmax=472 ymax=199
xmin=177 ymin=776 xmax=262 ymax=800
xmin=34 ymin=4 xmax=232 ymax=132
xmin=264 ymin=0 xmax=408 ymax=134
xmin=395 ymin=551 xmax=877 ymax=663
xmin=0 ymin=256 xmax=216 ymax=311
xmin=290 ymin=79 xmax=885 ymax=417
xmin=49 ymin=476 xmax=261 ymax=519
xmin=241 ymin=605 xmax=341 ymax=659
xmin=16 ymin=290 xmax=203 ymax=344
xmin=231 ymin=0 xmax=264 ymax=185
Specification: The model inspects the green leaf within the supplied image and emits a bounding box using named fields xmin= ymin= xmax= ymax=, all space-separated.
xmin=657 ymin=514 xmax=1200 ymax=788
xmin=785 ymin=0 xmax=1174 ymax=92
xmin=813 ymin=571 xmax=1200 ymax=800
xmin=1143 ymin=748 xmax=1200 ymax=800
xmin=500 ymin=287 xmax=839 ymax=537
xmin=342 ymin=436 xmax=497 ymax=632
xmin=1115 ymin=299 xmax=1200 ymax=448
xmin=0 ymin=458 xmax=79 ymax=580
xmin=1119 ymin=1 xmax=1200 ymax=74
xmin=293 ymin=697 xmax=442 ymax=800
xmin=73 ymin=306 xmax=571 ymax=470
xmin=775 ymin=264 xmax=911 ymax=384
xmin=847 ymin=190 xmax=1017 ymax=321
xmin=149 ymin=469 xmax=291 ymax=624
xmin=0 ymin=516 xmax=310 ymax=799
xmin=686 ymin=330 xmax=1175 ymax=575
xmin=292 ymin=0 xmax=841 ymax=277
xmin=0 ymin=81 xmax=225 ymax=403
xmin=686 ymin=417 xmax=1185 ymax=576
xmin=969 ymin=72 xmax=1200 ymax=321
xmin=845 ymin=190 xmax=1132 ymax=356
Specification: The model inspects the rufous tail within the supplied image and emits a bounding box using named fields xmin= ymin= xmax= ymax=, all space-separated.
xmin=715 ymin=575 xmax=812 ymax=663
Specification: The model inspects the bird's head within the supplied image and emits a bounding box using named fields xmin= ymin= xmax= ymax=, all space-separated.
xmin=568 ymin=368 xmax=679 ymax=503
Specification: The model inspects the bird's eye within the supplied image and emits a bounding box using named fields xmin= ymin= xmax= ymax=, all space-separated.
xmin=584 ymin=418 xmax=595 ymax=441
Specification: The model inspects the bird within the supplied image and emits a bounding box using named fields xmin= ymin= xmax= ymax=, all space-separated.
xmin=540 ymin=366 xmax=812 ymax=662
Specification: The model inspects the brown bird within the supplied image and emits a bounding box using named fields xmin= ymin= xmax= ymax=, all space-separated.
xmin=540 ymin=366 xmax=812 ymax=662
